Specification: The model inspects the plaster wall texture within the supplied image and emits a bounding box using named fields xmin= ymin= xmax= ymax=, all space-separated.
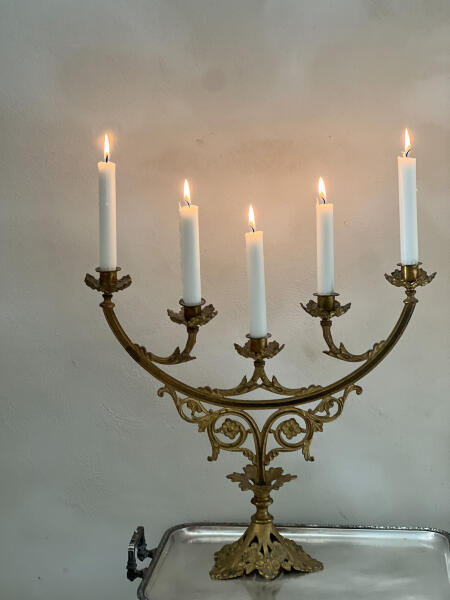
xmin=0 ymin=1 xmax=449 ymax=598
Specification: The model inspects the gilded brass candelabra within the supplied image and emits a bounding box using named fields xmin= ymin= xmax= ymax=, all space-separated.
xmin=85 ymin=262 xmax=435 ymax=580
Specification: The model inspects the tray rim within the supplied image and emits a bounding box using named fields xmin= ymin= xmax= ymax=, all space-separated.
xmin=137 ymin=521 xmax=450 ymax=598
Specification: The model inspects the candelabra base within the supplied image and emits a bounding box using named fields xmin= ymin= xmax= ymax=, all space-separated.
xmin=210 ymin=480 xmax=323 ymax=580
xmin=210 ymin=519 xmax=323 ymax=580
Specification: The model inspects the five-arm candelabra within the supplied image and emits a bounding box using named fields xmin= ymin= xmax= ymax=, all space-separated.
xmin=85 ymin=261 xmax=435 ymax=580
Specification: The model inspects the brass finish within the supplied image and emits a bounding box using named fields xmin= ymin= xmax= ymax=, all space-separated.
xmin=250 ymin=336 xmax=267 ymax=354
xmin=182 ymin=301 xmax=202 ymax=321
xmin=317 ymin=293 xmax=338 ymax=312
xmin=234 ymin=334 xmax=285 ymax=361
xmin=321 ymin=322 xmax=385 ymax=363
xmin=301 ymin=296 xmax=351 ymax=320
xmin=210 ymin=466 xmax=322 ymax=579
xmin=401 ymin=263 xmax=418 ymax=282
xmin=84 ymin=267 xmax=132 ymax=294
xmin=301 ymin=296 xmax=385 ymax=363
xmin=385 ymin=263 xmax=436 ymax=302
xmin=85 ymin=263 xmax=435 ymax=580
xmin=167 ymin=299 xmax=217 ymax=328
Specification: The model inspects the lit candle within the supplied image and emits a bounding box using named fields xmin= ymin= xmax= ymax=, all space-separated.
xmin=397 ymin=129 xmax=418 ymax=265
xmin=316 ymin=177 xmax=334 ymax=295
xmin=245 ymin=205 xmax=267 ymax=338
xmin=98 ymin=134 xmax=117 ymax=271
xmin=179 ymin=179 xmax=202 ymax=306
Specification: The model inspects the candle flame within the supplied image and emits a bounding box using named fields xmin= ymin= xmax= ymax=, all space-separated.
xmin=183 ymin=179 xmax=191 ymax=206
xmin=104 ymin=134 xmax=110 ymax=162
xmin=248 ymin=205 xmax=256 ymax=232
xmin=404 ymin=129 xmax=412 ymax=156
xmin=318 ymin=177 xmax=327 ymax=203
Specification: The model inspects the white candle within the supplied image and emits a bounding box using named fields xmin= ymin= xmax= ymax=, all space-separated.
xmin=316 ymin=177 xmax=334 ymax=295
xmin=397 ymin=129 xmax=418 ymax=265
xmin=179 ymin=179 xmax=202 ymax=306
xmin=245 ymin=205 xmax=267 ymax=338
xmin=98 ymin=134 xmax=117 ymax=271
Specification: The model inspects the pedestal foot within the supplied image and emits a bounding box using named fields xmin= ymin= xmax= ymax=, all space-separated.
xmin=210 ymin=521 xmax=323 ymax=580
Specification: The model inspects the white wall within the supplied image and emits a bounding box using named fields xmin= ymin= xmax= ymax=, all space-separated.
xmin=0 ymin=1 xmax=449 ymax=598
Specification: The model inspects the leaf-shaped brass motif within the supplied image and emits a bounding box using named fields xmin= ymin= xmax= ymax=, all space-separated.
xmin=234 ymin=338 xmax=285 ymax=360
xmin=167 ymin=303 xmax=217 ymax=327
xmin=385 ymin=266 xmax=436 ymax=291
xmin=301 ymin=298 xmax=351 ymax=319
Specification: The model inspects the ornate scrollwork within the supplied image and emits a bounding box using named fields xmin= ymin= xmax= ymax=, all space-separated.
xmin=157 ymin=386 xmax=258 ymax=464
xmin=158 ymin=383 xmax=362 ymax=472
xmin=201 ymin=368 xmax=322 ymax=398
xmin=266 ymin=384 xmax=363 ymax=463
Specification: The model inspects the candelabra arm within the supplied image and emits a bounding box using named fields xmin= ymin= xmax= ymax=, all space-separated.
xmin=85 ymin=269 xmax=217 ymax=365
xmin=99 ymin=292 xmax=413 ymax=408
xmin=100 ymin=294 xmax=213 ymax=397
xmin=320 ymin=319 xmax=386 ymax=362
xmin=302 ymin=263 xmax=436 ymax=366
xmin=133 ymin=326 xmax=199 ymax=365
xmin=90 ymin=263 xmax=434 ymax=410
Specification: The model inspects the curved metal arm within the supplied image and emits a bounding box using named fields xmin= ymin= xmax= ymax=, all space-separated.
xmin=300 ymin=295 xmax=379 ymax=361
xmin=131 ymin=326 xmax=199 ymax=365
xmin=95 ymin=281 xmax=421 ymax=410
xmin=85 ymin=270 xmax=217 ymax=364
xmin=321 ymin=320 xmax=385 ymax=362
xmin=308 ymin=264 xmax=436 ymax=364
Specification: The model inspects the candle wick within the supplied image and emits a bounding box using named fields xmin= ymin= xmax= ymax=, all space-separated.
xmin=105 ymin=155 xmax=109 ymax=163
xmin=250 ymin=225 xmax=255 ymax=233
xmin=406 ymin=148 xmax=411 ymax=157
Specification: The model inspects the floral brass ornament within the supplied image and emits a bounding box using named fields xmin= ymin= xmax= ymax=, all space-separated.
xmin=234 ymin=335 xmax=285 ymax=360
xmin=385 ymin=263 xmax=436 ymax=303
xmin=218 ymin=418 xmax=243 ymax=440
xmin=85 ymin=262 xmax=435 ymax=580
xmin=300 ymin=298 xmax=351 ymax=320
xmin=84 ymin=268 xmax=132 ymax=294
xmin=167 ymin=300 xmax=218 ymax=327
xmin=279 ymin=418 xmax=303 ymax=440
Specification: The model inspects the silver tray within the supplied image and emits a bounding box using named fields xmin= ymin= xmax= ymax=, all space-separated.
xmin=134 ymin=523 xmax=450 ymax=600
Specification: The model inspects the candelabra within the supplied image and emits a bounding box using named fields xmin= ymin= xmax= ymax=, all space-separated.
xmin=85 ymin=262 xmax=435 ymax=581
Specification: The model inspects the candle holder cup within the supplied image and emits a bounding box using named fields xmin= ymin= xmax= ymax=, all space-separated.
xmin=85 ymin=262 xmax=435 ymax=580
